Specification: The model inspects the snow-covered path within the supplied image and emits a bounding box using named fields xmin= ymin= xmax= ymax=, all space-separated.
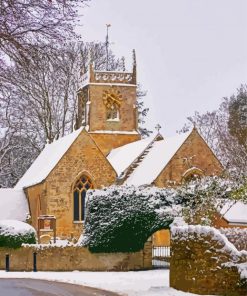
xmin=0 ymin=269 xmax=210 ymax=296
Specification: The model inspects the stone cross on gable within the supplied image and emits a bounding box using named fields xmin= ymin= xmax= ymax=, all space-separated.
xmin=155 ymin=124 xmax=161 ymax=133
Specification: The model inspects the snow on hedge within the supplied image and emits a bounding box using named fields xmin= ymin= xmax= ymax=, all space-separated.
xmin=0 ymin=220 xmax=34 ymax=236
xmin=80 ymin=177 xmax=247 ymax=253
xmin=0 ymin=220 xmax=36 ymax=248
xmin=80 ymin=185 xmax=182 ymax=253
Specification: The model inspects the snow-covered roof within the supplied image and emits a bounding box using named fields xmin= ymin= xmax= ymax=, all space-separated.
xmin=15 ymin=127 xmax=84 ymax=189
xmin=220 ymin=201 xmax=247 ymax=224
xmin=0 ymin=189 xmax=29 ymax=221
xmin=107 ymin=131 xmax=191 ymax=186
xmin=107 ymin=135 xmax=156 ymax=176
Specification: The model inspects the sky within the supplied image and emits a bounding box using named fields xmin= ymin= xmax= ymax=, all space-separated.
xmin=78 ymin=0 xmax=247 ymax=136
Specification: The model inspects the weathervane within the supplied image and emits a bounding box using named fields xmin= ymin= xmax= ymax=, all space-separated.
xmin=105 ymin=24 xmax=111 ymax=71
xmin=155 ymin=124 xmax=161 ymax=133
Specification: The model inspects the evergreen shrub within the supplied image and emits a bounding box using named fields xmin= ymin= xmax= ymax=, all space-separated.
xmin=81 ymin=186 xmax=180 ymax=252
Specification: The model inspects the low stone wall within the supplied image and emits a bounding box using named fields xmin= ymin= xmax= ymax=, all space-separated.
xmin=0 ymin=239 xmax=152 ymax=272
xmin=170 ymin=225 xmax=247 ymax=296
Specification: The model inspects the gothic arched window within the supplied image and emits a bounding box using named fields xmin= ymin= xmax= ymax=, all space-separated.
xmin=73 ymin=175 xmax=93 ymax=222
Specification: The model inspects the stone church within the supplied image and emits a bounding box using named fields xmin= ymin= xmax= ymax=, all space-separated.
xmin=2 ymin=53 xmax=225 ymax=240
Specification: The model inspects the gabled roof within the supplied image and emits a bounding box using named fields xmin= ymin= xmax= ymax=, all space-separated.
xmin=107 ymin=130 xmax=191 ymax=186
xmin=107 ymin=134 xmax=157 ymax=176
xmin=15 ymin=127 xmax=84 ymax=189
xmin=0 ymin=189 xmax=29 ymax=221
xmin=220 ymin=201 xmax=247 ymax=224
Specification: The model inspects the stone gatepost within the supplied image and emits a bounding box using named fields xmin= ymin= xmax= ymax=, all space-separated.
xmin=143 ymin=236 xmax=152 ymax=269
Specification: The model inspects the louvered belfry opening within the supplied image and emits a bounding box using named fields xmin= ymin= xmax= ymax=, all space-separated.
xmin=73 ymin=175 xmax=93 ymax=222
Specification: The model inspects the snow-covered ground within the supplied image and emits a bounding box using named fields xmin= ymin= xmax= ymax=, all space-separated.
xmin=0 ymin=269 xmax=210 ymax=296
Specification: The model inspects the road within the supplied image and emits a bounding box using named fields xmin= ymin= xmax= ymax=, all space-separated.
xmin=0 ymin=279 xmax=120 ymax=296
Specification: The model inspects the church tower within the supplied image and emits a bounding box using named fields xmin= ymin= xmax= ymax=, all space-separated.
xmin=76 ymin=51 xmax=141 ymax=155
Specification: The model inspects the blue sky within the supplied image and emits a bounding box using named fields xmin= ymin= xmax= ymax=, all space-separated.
xmin=78 ymin=0 xmax=247 ymax=135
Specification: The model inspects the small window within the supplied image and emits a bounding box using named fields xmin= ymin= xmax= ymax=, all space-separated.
xmin=106 ymin=104 xmax=120 ymax=121
xmin=184 ymin=173 xmax=201 ymax=183
xmin=73 ymin=175 xmax=93 ymax=222
xmin=182 ymin=168 xmax=204 ymax=183
xmin=103 ymin=92 xmax=121 ymax=122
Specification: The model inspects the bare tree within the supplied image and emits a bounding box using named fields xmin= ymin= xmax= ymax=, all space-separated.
xmin=179 ymin=92 xmax=247 ymax=175
xmin=0 ymin=42 xmax=126 ymax=144
xmin=0 ymin=38 xmax=151 ymax=187
xmin=136 ymin=86 xmax=151 ymax=137
xmin=228 ymin=85 xmax=247 ymax=149
xmin=0 ymin=84 xmax=35 ymax=187
xmin=0 ymin=0 xmax=89 ymax=65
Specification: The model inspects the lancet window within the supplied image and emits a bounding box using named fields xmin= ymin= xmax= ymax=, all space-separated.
xmin=73 ymin=175 xmax=93 ymax=222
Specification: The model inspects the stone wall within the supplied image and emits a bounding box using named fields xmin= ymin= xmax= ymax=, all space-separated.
xmin=87 ymin=84 xmax=137 ymax=133
xmin=170 ymin=225 xmax=247 ymax=296
xmin=154 ymin=129 xmax=223 ymax=187
xmin=0 ymin=239 xmax=152 ymax=272
xmin=90 ymin=132 xmax=140 ymax=156
xmin=26 ymin=129 xmax=117 ymax=239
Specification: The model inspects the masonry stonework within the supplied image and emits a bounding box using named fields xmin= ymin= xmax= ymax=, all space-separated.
xmin=19 ymin=57 xmax=227 ymax=246
xmin=0 ymin=239 xmax=152 ymax=271
xmin=76 ymin=65 xmax=140 ymax=155
xmin=90 ymin=133 xmax=140 ymax=156
xmin=26 ymin=130 xmax=117 ymax=239
xmin=87 ymin=84 xmax=137 ymax=132
xmin=170 ymin=226 xmax=247 ymax=296
xmin=154 ymin=129 xmax=223 ymax=187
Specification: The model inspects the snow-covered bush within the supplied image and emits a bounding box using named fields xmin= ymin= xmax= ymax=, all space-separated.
xmin=177 ymin=176 xmax=242 ymax=225
xmin=81 ymin=186 xmax=181 ymax=253
xmin=81 ymin=177 xmax=246 ymax=253
xmin=0 ymin=220 xmax=36 ymax=248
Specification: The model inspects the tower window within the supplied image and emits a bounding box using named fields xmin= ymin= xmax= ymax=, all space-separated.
xmin=103 ymin=91 xmax=122 ymax=122
xmin=73 ymin=175 xmax=93 ymax=222
xmin=106 ymin=104 xmax=120 ymax=121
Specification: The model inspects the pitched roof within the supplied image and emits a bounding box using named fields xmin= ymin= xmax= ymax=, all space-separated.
xmin=15 ymin=127 xmax=84 ymax=189
xmin=0 ymin=189 xmax=29 ymax=221
xmin=220 ymin=201 xmax=247 ymax=224
xmin=107 ymin=134 xmax=156 ymax=176
xmin=107 ymin=130 xmax=191 ymax=186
